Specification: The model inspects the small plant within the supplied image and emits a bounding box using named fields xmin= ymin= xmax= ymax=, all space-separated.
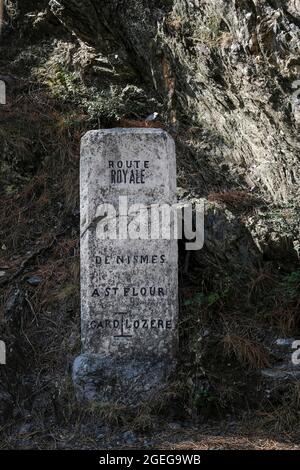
xmin=265 ymin=305 xmax=298 ymax=335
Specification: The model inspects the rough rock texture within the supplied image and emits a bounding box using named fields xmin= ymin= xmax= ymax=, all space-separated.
xmin=48 ymin=0 xmax=300 ymax=204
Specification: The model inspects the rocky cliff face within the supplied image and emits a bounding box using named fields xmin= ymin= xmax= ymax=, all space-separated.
xmin=46 ymin=0 xmax=300 ymax=204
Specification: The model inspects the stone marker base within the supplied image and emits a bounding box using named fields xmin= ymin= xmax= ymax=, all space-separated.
xmin=72 ymin=354 xmax=175 ymax=405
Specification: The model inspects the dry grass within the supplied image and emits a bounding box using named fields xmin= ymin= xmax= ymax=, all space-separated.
xmin=264 ymin=304 xmax=299 ymax=335
xmin=222 ymin=334 xmax=270 ymax=369
xmin=1 ymin=23 xmax=300 ymax=448
xmin=119 ymin=118 xmax=164 ymax=129
xmin=0 ymin=84 xmax=86 ymax=439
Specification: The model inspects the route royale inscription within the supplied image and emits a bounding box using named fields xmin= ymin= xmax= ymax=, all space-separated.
xmin=73 ymin=128 xmax=178 ymax=404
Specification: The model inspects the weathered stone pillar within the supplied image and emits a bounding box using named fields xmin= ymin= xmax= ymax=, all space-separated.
xmin=73 ymin=128 xmax=178 ymax=404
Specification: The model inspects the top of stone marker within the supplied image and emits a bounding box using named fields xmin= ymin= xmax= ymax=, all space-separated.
xmin=81 ymin=127 xmax=173 ymax=148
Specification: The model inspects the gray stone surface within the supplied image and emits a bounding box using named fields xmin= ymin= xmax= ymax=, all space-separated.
xmin=74 ymin=128 xmax=178 ymax=403
xmin=0 ymin=390 xmax=12 ymax=424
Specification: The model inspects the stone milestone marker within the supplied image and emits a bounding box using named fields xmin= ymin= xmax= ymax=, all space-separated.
xmin=73 ymin=128 xmax=178 ymax=404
